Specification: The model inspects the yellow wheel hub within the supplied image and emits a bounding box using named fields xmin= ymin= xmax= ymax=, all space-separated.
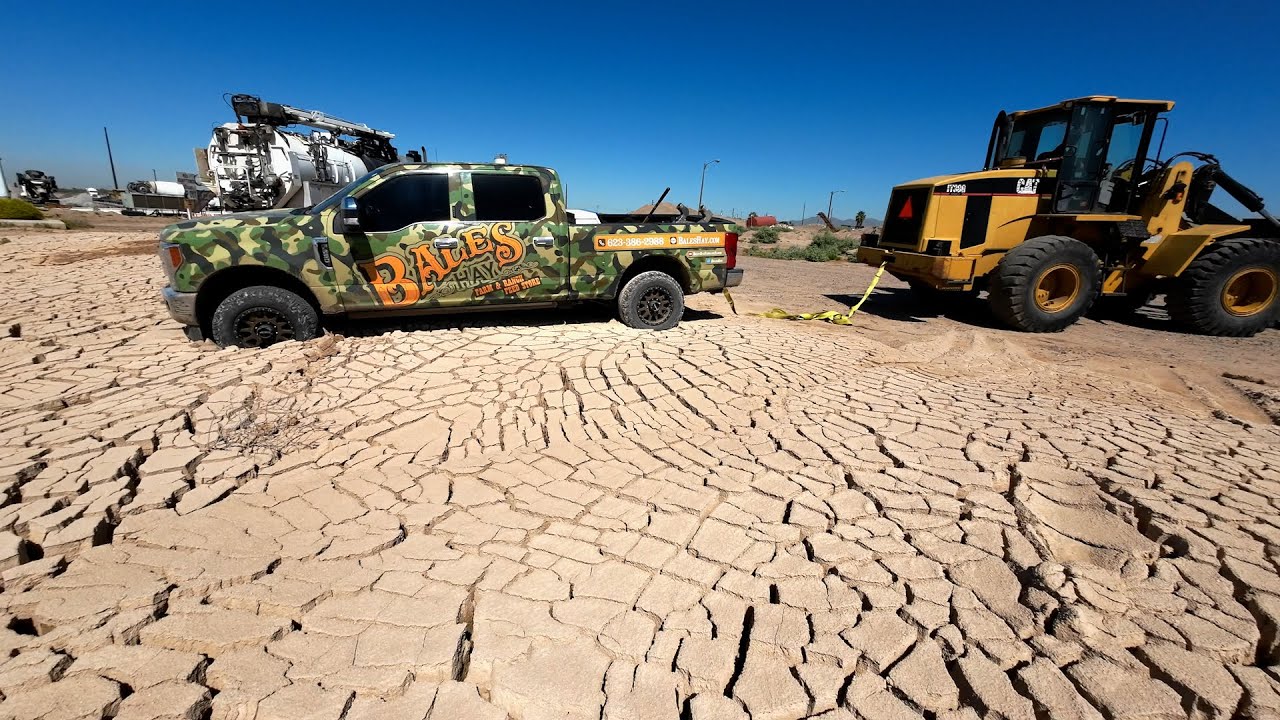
xmin=1222 ymin=267 xmax=1278 ymax=317
xmin=1034 ymin=264 xmax=1081 ymax=313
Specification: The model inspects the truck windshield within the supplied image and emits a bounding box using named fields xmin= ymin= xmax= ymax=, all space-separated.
xmin=308 ymin=168 xmax=383 ymax=214
xmin=1003 ymin=111 xmax=1069 ymax=164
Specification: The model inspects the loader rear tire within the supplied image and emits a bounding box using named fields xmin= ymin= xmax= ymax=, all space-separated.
xmin=1166 ymin=238 xmax=1280 ymax=337
xmin=988 ymin=235 xmax=1100 ymax=332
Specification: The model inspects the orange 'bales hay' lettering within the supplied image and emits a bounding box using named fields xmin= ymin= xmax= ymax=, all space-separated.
xmin=370 ymin=223 xmax=530 ymax=306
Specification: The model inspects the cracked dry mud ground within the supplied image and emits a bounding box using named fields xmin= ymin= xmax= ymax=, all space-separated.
xmin=0 ymin=231 xmax=1278 ymax=720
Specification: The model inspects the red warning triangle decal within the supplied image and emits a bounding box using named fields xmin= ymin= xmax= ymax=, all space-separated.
xmin=898 ymin=196 xmax=914 ymax=219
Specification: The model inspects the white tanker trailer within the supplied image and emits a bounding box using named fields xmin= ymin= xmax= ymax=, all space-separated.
xmin=207 ymin=95 xmax=418 ymax=211
xmin=126 ymin=180 xmax=186 ymax=197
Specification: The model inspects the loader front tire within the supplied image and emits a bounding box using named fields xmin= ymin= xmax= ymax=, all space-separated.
xmin=988 ymin=235 xmax=1100 ymax=332
xmin=1166 ymin=238 xmax=1280 ymax=337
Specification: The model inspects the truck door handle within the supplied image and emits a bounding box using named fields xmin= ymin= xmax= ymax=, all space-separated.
xmin=434 ymin=237 xmax=459 ymax=249
xmin=533 ymin=236 xmax=555 ymax=248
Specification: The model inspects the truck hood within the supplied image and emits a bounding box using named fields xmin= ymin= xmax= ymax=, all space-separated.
xmin=160 ymin=209 xmax=315 ymax=243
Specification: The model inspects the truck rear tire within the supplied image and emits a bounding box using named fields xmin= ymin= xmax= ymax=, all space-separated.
xmin=988 ymin=235 xmax=1100 ymax=332
xmin=1166 ymin=238 xmax=1280 ymax=336
xmin=210 ymin=285 xmax=319 ymax=348
xmin=618 ymin=271 xmax=684 ymax=330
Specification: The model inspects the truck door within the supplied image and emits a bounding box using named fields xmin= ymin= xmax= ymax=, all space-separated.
xmin=455 ymin=169 xmax=570 ymax=305
xmin=334 ymin=170 xmax=471 ymax=312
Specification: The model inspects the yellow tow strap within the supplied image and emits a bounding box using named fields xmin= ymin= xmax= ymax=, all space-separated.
xmin=722 ymin=287 xmax=738 ymax=315
xmin=756 ymin=262 xmax=888 ymax=325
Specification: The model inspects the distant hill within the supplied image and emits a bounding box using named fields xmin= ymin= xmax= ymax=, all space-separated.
xmin=789 ymin=215 xmax=882 ymax=228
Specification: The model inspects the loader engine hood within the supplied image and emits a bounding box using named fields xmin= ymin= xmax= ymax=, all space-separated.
xmin=877 ymin=169 xmax=1050 ymax=250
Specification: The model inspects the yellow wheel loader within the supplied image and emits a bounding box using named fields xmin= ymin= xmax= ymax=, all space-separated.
xmin=856 ymin=96 xmax=1280 ymax=336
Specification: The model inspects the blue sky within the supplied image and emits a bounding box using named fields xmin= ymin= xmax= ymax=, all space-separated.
xmin=3 ymin=1 xmax=1278 ymax=220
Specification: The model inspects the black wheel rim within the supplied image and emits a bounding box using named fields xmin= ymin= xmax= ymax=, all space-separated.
xmin=234 ymin=307 xmax=295 ymax=348
xmin=636 ymin=287 xmax=674 ymax=325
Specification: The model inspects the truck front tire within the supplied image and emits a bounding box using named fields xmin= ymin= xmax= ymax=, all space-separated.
xmin=988 ymin=235 xmax=1101 ymax=332
xmin=1166 ymin=238 xmax=1280 ymax=337
xmin=618 ymin=271 xmax=685 ymax=331
xmin=210 ymin=285 xmax=319 ymax=348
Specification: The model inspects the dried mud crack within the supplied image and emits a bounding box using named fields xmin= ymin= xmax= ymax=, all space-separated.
xmin=0 ymin=231 xmax=1276 ymax=719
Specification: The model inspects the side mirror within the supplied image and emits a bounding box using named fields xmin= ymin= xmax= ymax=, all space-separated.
xmin=341 ymin=196 xmax=361 ymax=233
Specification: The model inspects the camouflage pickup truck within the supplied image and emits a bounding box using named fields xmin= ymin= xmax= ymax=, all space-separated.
xmin=158 ymin=162 xmax=742 ymax=347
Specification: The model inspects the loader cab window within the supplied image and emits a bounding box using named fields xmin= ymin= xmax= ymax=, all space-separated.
xmin=1005 ymin=112 xmax=1069 ymax=165
xmin=1055 ymin=104 xmax=1115 ymax=213
xmin=1098 ymin=113 xmax=1146 ymax=211
xmin=473 ymin=173 xmax=547 ymax=221
xmin=356 ymin=173 xmax=451 ymax=232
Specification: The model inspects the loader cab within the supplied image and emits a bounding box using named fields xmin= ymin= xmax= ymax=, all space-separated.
xmin=986 ymin=96 xmax=1173 ymax=215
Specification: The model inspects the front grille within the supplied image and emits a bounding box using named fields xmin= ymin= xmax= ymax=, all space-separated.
xmin=880 ymin=188 xmax=929 ymax=249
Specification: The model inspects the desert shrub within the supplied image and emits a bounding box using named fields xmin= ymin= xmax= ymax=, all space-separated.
xmin=748 ymin=230 xmax=860 ymax=262
xmin=0 ymin=199 xmax=43 ymax=221
xmin=752 ymin=227 xmax=781 ymax=244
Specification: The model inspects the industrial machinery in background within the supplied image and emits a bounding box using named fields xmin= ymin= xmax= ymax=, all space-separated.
xmin=16 ymin=170 xmax=58 ymax=204
xmin=122 ymin=178 xmax=188 ymax=216
xmin=857 ymin=96 xmax=1280 ymax=337
xmin=126 ymin=179 xmax=186 ymax=197
xmin=205 ymin=94 xmax=418 ymax=211
xmin=122 ymin=174 xmax=217 ymax=217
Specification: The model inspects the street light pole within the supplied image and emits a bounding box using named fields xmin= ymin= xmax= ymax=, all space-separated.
xmin=827 ymin=189 xmax=845 ymax=223
xmin=698 ymin=159 xmax=720 ymax=210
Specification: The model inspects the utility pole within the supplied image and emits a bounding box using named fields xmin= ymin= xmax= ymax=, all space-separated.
xmin=698 ymin=159 xmax=720 ymax=210
xmin=827 ymin=189 xmax=845 ymax=223
xmin=800 ymin=202 xmax=805 ymax=226
xmin=0 ymin=156 xmax=8 ymax=198
xmin=104 ymin=127 xmax=119 ymax=190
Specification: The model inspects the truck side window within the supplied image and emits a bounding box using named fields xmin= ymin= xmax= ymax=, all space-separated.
xmin=358 ymin=174 xmax=450 ymax=232
xmin=473 ymin=173 xmax=546 ymax=221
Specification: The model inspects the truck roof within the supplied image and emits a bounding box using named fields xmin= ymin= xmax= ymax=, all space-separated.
xmin=386 ymin=162 xmax=555 ymax=173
